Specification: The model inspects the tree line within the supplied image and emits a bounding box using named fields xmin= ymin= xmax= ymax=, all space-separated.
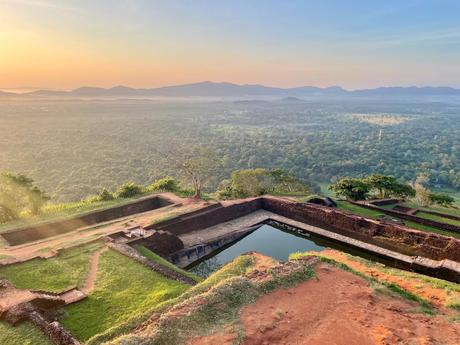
xmin=1 ymin=166 xmax=456 ymax=225
xmin=329 ymin=174 xmax=455 ymax=207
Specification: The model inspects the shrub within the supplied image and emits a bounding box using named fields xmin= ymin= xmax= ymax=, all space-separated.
xmin=97 ymin=188 xmax=115 ymax=201
xmin=114 ymin=182 xmax=144 ymax=198
xmin=147 ymin=177 xmax=178 ymax=192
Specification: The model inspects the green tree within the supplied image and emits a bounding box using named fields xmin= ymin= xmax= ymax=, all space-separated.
xmin=217 ymin=168 xmax=308 ymax=199
xmin=227 ymin=168 xmax=274 ymax=198
xmin=414 ymin=175 xmax=431 ymax=207
xmin=428 ymin=193 xmax=455 ymax=207
xmin=364 ymin=174 xmax=415 ymax=199
xmin=329 ymin=177 xmax=370 ymax=201
xmin=176 ymin=148 xmax=220 ymax=199
xmin=0 ymin=172 xmax=49 ymax=221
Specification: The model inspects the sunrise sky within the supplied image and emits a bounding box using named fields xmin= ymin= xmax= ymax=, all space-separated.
xmin=2 ymin=0 xmax=460 ymax=90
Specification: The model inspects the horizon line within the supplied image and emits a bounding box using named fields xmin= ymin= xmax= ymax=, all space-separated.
xmin=2 ymin=81 xmax=460 ymax=95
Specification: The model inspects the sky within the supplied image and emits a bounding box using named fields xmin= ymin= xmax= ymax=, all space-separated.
xmin=1 ymin=0 xmax=460 ymax=90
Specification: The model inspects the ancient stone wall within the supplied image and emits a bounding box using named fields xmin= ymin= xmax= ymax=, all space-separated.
xmin=261 ymin=197 xmax=460 ymax=262
xmin=368 ymin=198 xmax=400 ymax=206
xmin=152 ymin=199 xmax=263 ymax=236
xmin=129 ymin=231 xmax=184 ymax=257
xmin=350 ymin=201 xmax=460 ymax=234
xmin=29 ymin=311 xmax=81 ymax=345
xmin=418 ymin=209 xmax=460 ymax=221
xmin=1 ymin=195 xmax=172 ymax=246
xmin=107 ymin=242 xmax=196 ymax=285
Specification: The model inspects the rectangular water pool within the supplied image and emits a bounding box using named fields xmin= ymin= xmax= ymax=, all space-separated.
xmin=188 ymin=224 xmax=327 ymax=278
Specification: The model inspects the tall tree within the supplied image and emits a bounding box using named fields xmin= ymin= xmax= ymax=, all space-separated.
xmin=365 ymin=174 xmax=415 ymax=199
xmin=329 ymin=177 xmax=370 ymax=201
xmin=158 ymin=145 xmax=221 ymax=199
xmin=0 ymin=172 xmax=49 ymax=222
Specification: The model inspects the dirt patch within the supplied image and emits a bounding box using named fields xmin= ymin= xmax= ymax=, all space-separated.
xmin=318 ymin=249 xmax=459 ymax=310
xmin=80 ymin=246 xmax=107 ymax=293
xmin=190 ymin=265 xmax=460 ymax=345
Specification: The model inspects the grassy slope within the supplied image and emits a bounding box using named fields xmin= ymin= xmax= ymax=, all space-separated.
xmin=87 ymin=255 xmax=256 ymax=345
xmin=109 ymin=255 xmax=316 ymax=345
xmin=0 ymin=241 xmax=103 ymax=292
xmin=134 ymin=245 xmax=202 ymax=282
xmin=0 ymin=321 xmax=52 ymax=345
xmin=61 ymin=249 xmax=189 ymax=341
xmin=335 ymin=200 xmax=460 ymax=239
xmin=416 ymin=212 xmax=460 ymax=227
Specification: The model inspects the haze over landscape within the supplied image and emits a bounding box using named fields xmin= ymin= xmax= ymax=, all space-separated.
xmin=1 ymin=2 xmax=460 ymax=345
xmin=2 ymin=0 xmax=460 ymax=91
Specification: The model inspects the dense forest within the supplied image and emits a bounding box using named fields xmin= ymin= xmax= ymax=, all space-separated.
xmin=1 ymin=98 xmax=459 ymax=202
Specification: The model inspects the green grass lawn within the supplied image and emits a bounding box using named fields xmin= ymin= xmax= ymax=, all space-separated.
xmin=401 ymin=201 xmax=460 ymax=218
xmin=134 ymin=245 xmax=202 ymax=282
xmin=85 ymin=254 xmax=256 ymax=345
xmin=61 ymin=249 xmax=189 ymax=341
xmin=0 ymin=321 xmax=52 ymax=345
xmin=335 ymin=201 xmax=460 ymax=239
xmin=416 ymin=212 xmax=460 ymax=227
xmin=0 ymin=241 xmax=103 ymax=292
xmin=335 ymin=200 xmax=385 ymax=219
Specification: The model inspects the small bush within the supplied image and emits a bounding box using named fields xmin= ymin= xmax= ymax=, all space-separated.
xmin=97 ymin=188 xmax=115 ymax=201
xmin=147 ymin=177 xmax=178 ymax=192
xmin=114 ymin=182 xmax=144 ymax=198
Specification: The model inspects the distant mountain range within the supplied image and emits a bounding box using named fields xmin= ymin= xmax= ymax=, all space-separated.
xmin=2 ymin=81 xmax=460 ymax=98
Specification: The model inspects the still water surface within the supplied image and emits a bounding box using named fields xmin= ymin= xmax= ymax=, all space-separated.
xmin=188 ymin=224 xmax=326 ymax=278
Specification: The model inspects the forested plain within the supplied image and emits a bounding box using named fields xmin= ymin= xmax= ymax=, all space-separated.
xmin=1 ymin=98 xmax=459 ymax=202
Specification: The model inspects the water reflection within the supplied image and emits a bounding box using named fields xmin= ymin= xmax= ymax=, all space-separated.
xmin=188 ymin=224 xmax=326 ymax=278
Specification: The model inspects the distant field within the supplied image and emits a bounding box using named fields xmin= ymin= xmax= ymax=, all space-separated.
xmin=1 ymin=99 xmax=459 ymax=203
xmin=61 ymin=249 xmax=189 ymax=341
xmin=352 ymin=113 xmax=412 ymax=126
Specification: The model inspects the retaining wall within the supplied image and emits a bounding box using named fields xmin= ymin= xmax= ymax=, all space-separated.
xmin=262 ymin=197 xmax=460 ymax=262
xmin=108 ymin=242 xmax=197 ymax=285
xmin=350 ymin=201 xmax=460 ymax=234
xmin=1 ymin=195 xmax=172 ymax=246
xmin=151 ymin=199 xmax=263 ymax=236
xmin=29 ymin=311 xmax=80 ymax=345
xmin=418 ymin=209 xmax=460 ymax=221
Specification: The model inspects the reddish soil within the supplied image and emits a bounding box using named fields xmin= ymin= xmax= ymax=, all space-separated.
xmin=190 ymin=265 xmax=460 ymax=345
xmin=318 ymin=249 xmax=458 ymax=309
xmin=0 ymin=287 xmax=35 ymax=312
xmin=81 ymin=246 xmax=108 ymax=293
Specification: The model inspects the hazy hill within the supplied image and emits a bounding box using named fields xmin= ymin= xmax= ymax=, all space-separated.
xmin=10 ymin=82 xmax=460 ymax=98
